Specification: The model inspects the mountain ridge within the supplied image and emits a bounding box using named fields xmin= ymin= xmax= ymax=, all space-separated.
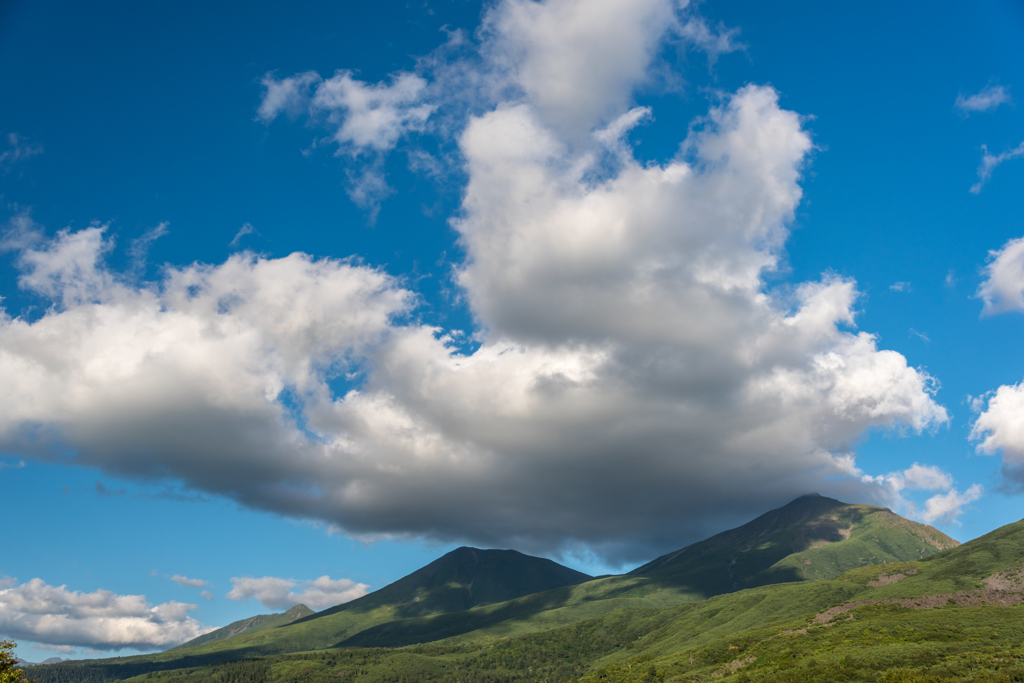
xmin=169 ymin=604 xmax=315 ymax=651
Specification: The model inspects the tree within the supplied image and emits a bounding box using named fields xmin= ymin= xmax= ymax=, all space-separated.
xmin=0 ymin=640 xmax=32 ymax=683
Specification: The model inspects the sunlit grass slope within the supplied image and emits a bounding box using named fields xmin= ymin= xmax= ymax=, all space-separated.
xmin=337 ymin=495 xmax=958 ymax=648
xmin=25 ymin=497 xmax=974 ymax=683
xmin=31 ymin=518 xmax=1024 ymax=683
xmin=169 ymin=604 xmax=314 ymax=651
xmin=170 ymin=547 xmax=590 ymax=658
xmin=630 ymin=494 xmax=958 ymax=591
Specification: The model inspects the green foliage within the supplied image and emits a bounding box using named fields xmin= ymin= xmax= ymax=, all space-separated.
xmin=28 ymin=505 xmax=1024 ymax=683
xmin=170 ymin=605 xmax=316 ymax=651
xmin=631 ymin=495 xmax=957 ymax=597
xmin=1 ymin=640 xmax=32 ymax=683
xmin=147 ymin=547 xmax=593 ymax=660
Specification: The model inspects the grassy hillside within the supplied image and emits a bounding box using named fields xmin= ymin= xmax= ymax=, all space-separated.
xmin=72 ymin=546 xmax=593 ymax=667
xmin=30 ymin=518 xmax=1024 ymax=683
xmin=168 ymin=604 xmax=314 ymax=651
xmin=332 ymin=495 xmax=958 ymax=649
xmin=631 ymin=494 xmax=958 ymax=593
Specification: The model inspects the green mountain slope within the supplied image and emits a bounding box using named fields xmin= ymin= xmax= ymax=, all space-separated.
xmin=139 ymin=547 xmax=592 ymax=660
xmin=31 ymin=517 xmax=1024 ymax=683
xmin=22 ymin=497 xmax=975 ymax=683
xmin=336 ymin=495 xmax=958 ymax=649
xmin=630 ymin=493 xmax=958 ymax=593
xmin=169 ymin=604 xmax=314 ymax=651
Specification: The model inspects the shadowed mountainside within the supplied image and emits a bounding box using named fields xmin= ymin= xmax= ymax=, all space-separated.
xmin=30 ymin=516 xmax=1024 ymax=683
xmin=334 ymin=495 xmax=958 ymax=649
xmin=630 ymin=493 xmax=958 ymax=592
xmin=141 ymin=547 xmax=592 ymax=659
xmin=24 ymin=495 xmax=963 ymax=680
xmin=170 ymin=604 xmax=315 ymax=651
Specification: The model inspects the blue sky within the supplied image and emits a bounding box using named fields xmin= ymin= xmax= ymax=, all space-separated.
xmin=1 ymin=0 xmax=1022 ymax=661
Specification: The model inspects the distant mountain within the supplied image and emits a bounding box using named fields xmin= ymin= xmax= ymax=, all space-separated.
xmin=16 ymin=657 xmax=67 ymax=666
xmin=629 ymin=493 xmax=958 ymax=595
xmin=168 ymin=603 xmax=314 ymax=650
xmin=26 ymin=497 xmax=964 ymax=680
xmin=30 ymin=515 xmax=1024 ymax=683
xmin=336 ymin=495 xmax=960 ymax=648
xmin=310 ymin=546 xmax=593 ymax=622
xmin=154 ymin=547 xmax=592 ymax=657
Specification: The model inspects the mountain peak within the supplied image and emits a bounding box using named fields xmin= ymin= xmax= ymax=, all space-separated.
xmin=629 ymin=496 xmax=958 ymax=597
xmin=309 ymin=547 xmax=591 ymax=624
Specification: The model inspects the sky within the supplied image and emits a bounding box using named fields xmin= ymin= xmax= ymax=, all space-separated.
xmin=0 ymin=0 xmax=1022 ymax=662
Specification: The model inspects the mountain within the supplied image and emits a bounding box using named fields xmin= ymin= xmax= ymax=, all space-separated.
xmin=337 ymin=495 xmax=959 ymax=649
xmin=31 ymin=515 xmax=1024 ymax=683
xmin=16 ymin=657 xmax=66 ymax=666
xmin=142 ymin=547 xmax=592 ymax=659
xmin=629 ymin=493 xmax=957 ymax=594
xmin=310 ymin=546 xmax=592 ymax=621
xmin=169 ymin=604 xmax=315 ymax=651
xmin=23 ymin=497 xmax=974 ymax=682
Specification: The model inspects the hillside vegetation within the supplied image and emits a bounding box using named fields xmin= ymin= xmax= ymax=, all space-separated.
xmin=30 ymin=496 xmax=1010 ymax=683
xmin=170 ymin=604 xmax=315 ymax=651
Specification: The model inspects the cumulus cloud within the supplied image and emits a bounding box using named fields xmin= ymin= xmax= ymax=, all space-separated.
xmin=972 ymin=381 xmax=1024 ymax=464
xmin=256 ymin=71 xmax=320 ymax=123
xmin=917 ymin=484 xmax=984 ymax=525
xmin=200 ymin=590 xmax=214 ymax=601
xmin=0 ymin=132 xmax=43 ymax=169
xmin=227 ymin=575 xmax=368 ymax=611
xmin=259 ymin=0 xmax=741 ymax=213
xmin=955 ymin=84 xmax=1012 ymax=114
xmin=0 ymin=212 xmax=45 ymax=253
xmin=971 ymin=235 xmax=1024 ymax=485
xmin=978 ymin=235 xmax=1024 ymax=315
xmin=259 ymin=70 xmax=434 ymax=154
xmin=863 ymin=463 xmax=981 ymax=525
xmin=970 ymin=141 xmax=1024 ymax=194
xmin=0 ymin=577 xmax=210 ymax=651
xmin=890 ymin=281 xmax=910 ymax=292
xmin=0 ymin=0 xmax=962 ymax=563
xmin=169 ymin=575 xmax=207 ymax=589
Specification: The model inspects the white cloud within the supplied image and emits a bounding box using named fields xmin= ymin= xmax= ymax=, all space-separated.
xmin=970 ymin=141 xmax=1024 ymax=194
xmin=918 ymin=484 xmax=984 ymax=525
xmin=257 ymin=71 xmax=320 ymax=123
xmin=972 ymin=380 xmax=1024 ymax=462
xmin=14 ymin=225 xmax=120 ymax=307
xmin=227 ymin=575 xmax=368 ymax=611
xmin=677 ymin=15 xmax=743 ymax=65
xmin=230 ymin=222 xmax=256 ymax=248
xmin=483 ymin=0 xmax=679 ymax=138
xmin=861 ymin=463 xmax=982 ymax=526
xmin=33 ymin=644 xmax=75 ymax=654
xmin=0 ymin=211 xmax=45 ymax=253
xmin=169 ymin=575 xmax=207 ymax=589
xmin=0 ymin=577 xmax=210 ymax=651
xmin=199 ymin=591 xmax=214 ymax=601
xmin=0 ymin=0 xmax=957 ymax=563
xmin=955 ymin=84 xmax=1012 ymax=114
xmin=259 ymin=70 xmax=433 ymax=155
xmin=128 ymin=222 xmax=168 ymax=275
xmin=978 ymin=235 xmax=1024 ymax=315
xmin=0 ymin=132 xmax=43 ymax=169
xmin=312 ymin=71 xmax=434 ymax=153
xmin=890 ymin=281 xmax=910 ymax=292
